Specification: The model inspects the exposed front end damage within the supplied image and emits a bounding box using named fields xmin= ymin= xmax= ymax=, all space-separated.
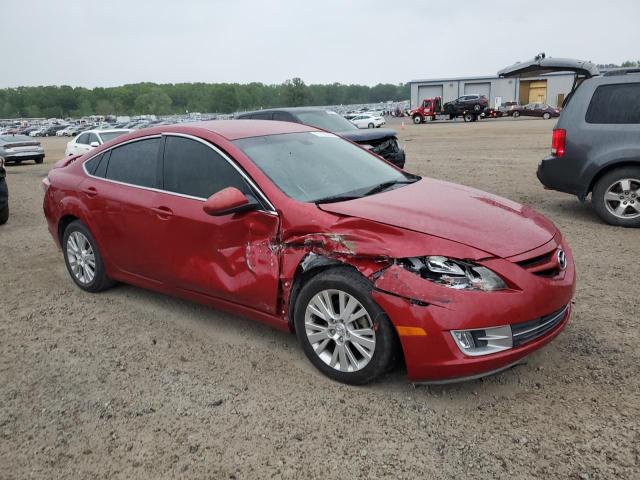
xmin=275 ymin=214 xmax=576 ymax=383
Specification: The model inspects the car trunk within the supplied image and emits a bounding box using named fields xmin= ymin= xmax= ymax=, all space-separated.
xmin=2 ymin=139 xmax=41 ymax=149
xmin=498 ymin=54 xmax=600 ymax=107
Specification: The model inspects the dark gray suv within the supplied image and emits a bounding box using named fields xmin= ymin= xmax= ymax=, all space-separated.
xmin=500 ymin=54 xmax=640 ymax=227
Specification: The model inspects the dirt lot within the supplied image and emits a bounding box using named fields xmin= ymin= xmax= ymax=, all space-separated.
xmin=1 ymin=119 xmax=638 ymax=479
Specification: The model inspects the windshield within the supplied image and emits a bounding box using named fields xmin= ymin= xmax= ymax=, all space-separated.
xmin=234 ymin=132 xmax=413 ymax=203
xmin=98 ymin=131 xmax=129 ymax=143
xmin=295 ymin=110 xmax=358 ymax=132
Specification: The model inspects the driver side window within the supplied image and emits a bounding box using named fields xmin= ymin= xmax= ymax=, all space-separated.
xmin=162 ymin=136 xmax=253 ymax=200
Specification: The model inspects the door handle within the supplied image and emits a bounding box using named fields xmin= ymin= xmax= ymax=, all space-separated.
xmin=151 ymin=206 xmax=173 ymax=218
xmin=82 ymin=186 xmax=97 ymax=197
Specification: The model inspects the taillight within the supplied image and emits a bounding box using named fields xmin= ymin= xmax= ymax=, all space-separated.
xmin=551 ymin=129 xmax=566 ymax=157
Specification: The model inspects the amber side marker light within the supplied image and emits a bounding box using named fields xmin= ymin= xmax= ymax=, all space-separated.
xmin=396 ymin=326 xmax=428 ymax=337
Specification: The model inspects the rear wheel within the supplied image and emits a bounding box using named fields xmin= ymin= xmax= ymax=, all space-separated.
xmin=294 ymin=268 xmax=397 ymax=385
xmin=543 ymin=112 xmax=551 ymax=120
xmin=367 ymin=123 xmax=374 ymax=129
xmin=35 ymin=157 xmax=44 ymax=164
xmin=463 ymin=113 xmax=475 ymax=122
xmin=63 ymin=220 xmax=115 ymax=292
xmin=592 ymin=167 xmax=640 ymax=227
xmin=512 ymin=111 xmax=520 ymax=118
xmin=473 ymin=103 xmax=482 ymax=112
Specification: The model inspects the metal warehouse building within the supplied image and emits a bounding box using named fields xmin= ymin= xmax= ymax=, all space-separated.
xmin=409 ymin=72 xmax=575 ymax=109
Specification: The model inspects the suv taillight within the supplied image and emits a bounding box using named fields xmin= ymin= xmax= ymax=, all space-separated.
xmin=551 ymin=129 xmax=566 ymax=157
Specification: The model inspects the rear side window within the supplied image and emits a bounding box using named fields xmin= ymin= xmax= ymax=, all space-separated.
xmin=162 ymin=136 xmax=250 ymax=199
xmin=105 ymin=138 xmax=161 ymax=188
xmin=76 ymin=133 xmax=89 ymax=145
xmin=273 ymin=112 xmax=293 ymax=122
xmin=84 ymin=153 xmax=104 ymax=175
xmin=586 ymin=83 xmax=640 ymax=124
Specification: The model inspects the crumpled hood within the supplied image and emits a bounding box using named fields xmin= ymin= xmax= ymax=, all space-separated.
xmin=319 ymin=178 xmax=557 ymax=258
xmin=336 ymin=128 xmax=398 ymax=142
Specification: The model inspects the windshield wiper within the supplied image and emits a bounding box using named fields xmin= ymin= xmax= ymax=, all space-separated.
xmin=363 ymin=178 xmax=418 ymax=197
xmin=313 ymin=194 xmax=363 ymax=204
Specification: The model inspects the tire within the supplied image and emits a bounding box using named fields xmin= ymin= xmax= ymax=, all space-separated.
xmin=512 ymin=111 xmax=520 ymax=118
xmin=413 ymin=115 xmax=423 ymax=124
xmin=473 ymin=103 xmax=482 ymax=112
xmin=294 ymin=267 xmax=398 ymax=385
xmin=543 ymin=112 xmax=551 ymax=120
xmin=62 ymin=220 xmax=115 ymax=292
xmin=35 ymin=157 xmax=44 ymax=164
xmin=368 ymin=123 xmax=374 ymax=129
xmin=463 ymin=113 xmax=475 ymax=123
xmin=592 ymin=167 xmax=640 ymax=227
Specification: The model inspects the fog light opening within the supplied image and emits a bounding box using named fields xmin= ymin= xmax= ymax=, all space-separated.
xmin=451 ymin=325 xmax=513 ymax=357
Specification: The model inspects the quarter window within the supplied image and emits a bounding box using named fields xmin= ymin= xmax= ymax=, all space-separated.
xmin=586 ymin=83 xmax=640 ymax=124
xmin=76 ymin=133 xmax=89 ymax=145
xmin=162 ymin=136 xmax=251 ymax=199
xmin=105 ymin=138 xmax=161 ymax=188
xmin=87 ymin=133 xmax=99 ymax=145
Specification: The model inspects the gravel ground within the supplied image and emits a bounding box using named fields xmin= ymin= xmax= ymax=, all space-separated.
xmin=1 ymin=118 xmax=638 ymax=479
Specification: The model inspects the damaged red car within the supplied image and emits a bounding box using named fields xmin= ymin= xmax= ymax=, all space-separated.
xmin=42 ymin=121 xmax=576 ymax=384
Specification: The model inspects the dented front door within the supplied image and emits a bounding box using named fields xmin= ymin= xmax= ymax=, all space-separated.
xmin=154 ymin=190 xmax=281 ymax=314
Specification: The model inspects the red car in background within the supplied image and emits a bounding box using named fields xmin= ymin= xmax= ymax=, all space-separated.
xmin=511 ymin=103 xmax=560 ymax=119
xmin=42 ymin=120 xmax=575 ymax=384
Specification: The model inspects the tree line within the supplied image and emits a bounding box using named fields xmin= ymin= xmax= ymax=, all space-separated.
xmin=0 ymin=78 xmax=409 ymax=119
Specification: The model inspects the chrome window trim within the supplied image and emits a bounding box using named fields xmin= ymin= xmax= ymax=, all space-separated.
xmin=81 ymin=132 xmax=277 ymax=214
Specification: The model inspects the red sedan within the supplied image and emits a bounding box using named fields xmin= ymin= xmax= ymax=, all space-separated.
xmin=42 ymin=121 xmax=575 ymax=384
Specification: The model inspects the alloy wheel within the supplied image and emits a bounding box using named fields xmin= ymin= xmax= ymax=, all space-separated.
xmin=304 ymin=289 xmax=376 ymax=373
xmin=604 ymin=178 xmax=640 ymax=219
xmin=66 ymin=231 xmax=96 ymax=284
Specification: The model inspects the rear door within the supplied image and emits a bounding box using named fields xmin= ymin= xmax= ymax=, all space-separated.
xmin=74 ymin=133 xmax=92 ymax=155
xmin=79 ymin=136 xmax=165 ymax=281
xmin=153 ymin=134 xmax=280 ymax=313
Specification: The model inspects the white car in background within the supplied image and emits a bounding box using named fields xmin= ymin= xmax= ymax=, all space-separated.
xmin=350 ymin=113 xmax=385 ymax=129
xmin=65 ymin=129 xmax=132 ymax=156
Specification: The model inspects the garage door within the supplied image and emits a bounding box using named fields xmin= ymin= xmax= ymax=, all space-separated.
xmin=464 ymin=82 xmax=491 ymax=98
xmin=417 ymin=84 xmax=443 ymax=104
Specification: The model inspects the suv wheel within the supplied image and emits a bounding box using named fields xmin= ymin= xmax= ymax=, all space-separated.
xmin=63 ymin=220 xmax=115 ymax=291
xmin=294 ymin=268 xmax=397 ymax=385
xmin=592 ymin=167 xmax=640 ymax=227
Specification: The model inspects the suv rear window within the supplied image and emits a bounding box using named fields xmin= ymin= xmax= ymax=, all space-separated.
xmin=586 ymin=83 xmax=640 ymax=124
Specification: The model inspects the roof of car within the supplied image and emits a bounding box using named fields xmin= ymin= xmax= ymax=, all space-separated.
xmin=183 ymin=120 xmax=318 ymax=140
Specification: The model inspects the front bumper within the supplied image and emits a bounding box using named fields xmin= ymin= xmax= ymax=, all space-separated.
xmin=371 ymin=238 xmax=576 ymax=382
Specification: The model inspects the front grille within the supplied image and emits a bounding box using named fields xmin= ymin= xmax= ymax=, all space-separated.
xmin=511 ymin=305 xmax=568 ymax=347
xmin=515 ymin=248 xmax=561 ymax=278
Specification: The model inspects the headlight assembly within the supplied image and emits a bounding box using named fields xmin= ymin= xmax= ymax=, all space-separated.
xmin=401 ymin=256 xmax=507 ymax=292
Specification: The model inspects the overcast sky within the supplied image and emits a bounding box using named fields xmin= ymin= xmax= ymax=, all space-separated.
xmin=2 ymin=0 xmax=639 ymax=88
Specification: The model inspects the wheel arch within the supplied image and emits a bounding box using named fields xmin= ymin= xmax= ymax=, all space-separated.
xmin=585 ymin=158 xmax=640 ymax=197
xmin=286 ymin=254 xmax=364 ymax=332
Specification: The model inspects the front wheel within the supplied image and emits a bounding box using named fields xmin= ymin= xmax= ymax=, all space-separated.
xmin=367 ymin=123 xmax=374 ymax=129
xmin=0 ymin=204 xmax=8 ymax=225
xmin=543 ymin=112 xmax=551 ymax=120
xmin=63 ymin=220 xmax=115 ymax=292
xmin=512 ymin=111 xmax=520 ymax=118
xmin=413 ymin=115 xmax=423 ymax=124
xmin=592 ymin=167 xmax=640 ymax=227
xmin=463 ymin=113 xmax=475 ymax=122
xmin=294 ymin=268 xmax=398 ymax=385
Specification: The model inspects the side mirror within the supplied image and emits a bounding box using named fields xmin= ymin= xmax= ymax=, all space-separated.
xmin=202 ymin=187 xmax=259 ymax=216
xmin=90 ymin=141 xmax=99 ymax=147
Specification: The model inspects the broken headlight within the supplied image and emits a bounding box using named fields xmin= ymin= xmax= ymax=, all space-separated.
xmin=401 ymin=256 xmax=507 ymax=291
